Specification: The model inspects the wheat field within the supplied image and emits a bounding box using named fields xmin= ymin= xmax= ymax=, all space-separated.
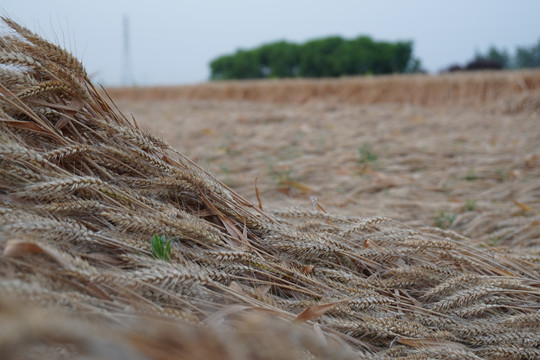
xmin=111 ymin=72 xmax=540 ymax=250
xmin=1 ymin=18 xmax=539 ymax=360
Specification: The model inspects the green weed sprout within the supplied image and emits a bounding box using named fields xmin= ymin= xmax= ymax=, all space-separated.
xmin=357 ymin=143 xmax=378 ymax=164
xmin=434 ymin=212 xmax=456 ymax=229
xmin=465 ymin=199 xmax=477 ymax=211
xmin=463 ymin=169 xmax=477 ymax=181
xmin=151 ymin=234 xmax=172 ymax=261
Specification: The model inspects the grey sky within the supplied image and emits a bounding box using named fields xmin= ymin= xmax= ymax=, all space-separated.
xmin=2 ymin=1 xmax=539 ymax=85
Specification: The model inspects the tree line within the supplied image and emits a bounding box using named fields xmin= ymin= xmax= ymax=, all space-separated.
xmin=447 ymin=39 xmax=540 ymax=72
xmin=209 ymin=36 xmax=420 ymax=80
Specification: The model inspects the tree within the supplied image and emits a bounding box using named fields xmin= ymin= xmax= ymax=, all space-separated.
xmin=474 ymin=46 xmax=511 ymax=69
xmin=515 ymin=39 xmax=540 ymax=69
xmin=258 ymin=41 xmax=300 ymax=77
xmin=405 ymin=57 xmax=424 ymax=73
xmin=209 ymin=36 xmax=419 ymax=80
xmin=446 ymin=39 xmax=540 ymax=73
xmin=298 ymin=36 xmax=346 ymax=77
xmin=210 ymin=50 xmax=262 ymax=80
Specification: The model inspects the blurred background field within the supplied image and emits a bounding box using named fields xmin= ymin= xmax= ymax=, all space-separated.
xmin=109 ymin=70 xmax=540 ymax=250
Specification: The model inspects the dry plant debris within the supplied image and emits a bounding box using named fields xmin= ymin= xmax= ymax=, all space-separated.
xmin=0 ymin=18 xmax=539 ymax=359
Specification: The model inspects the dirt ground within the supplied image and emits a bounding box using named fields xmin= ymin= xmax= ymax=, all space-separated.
xmin=114 ymin=94 xmax=539 ymax=250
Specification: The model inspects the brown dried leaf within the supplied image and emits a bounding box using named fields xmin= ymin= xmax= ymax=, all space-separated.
xmin=302 ymin=265 xmax=315 ymax=275
xmin=199 ymin=191 xmax=249 ymax=248
xmin=294 ymin=298 xmax=350 ymax=323
xmin=294 ymin=303 xmax=337 ymax=323
xmin=0 ymin=119 xmax=51 ymax=136
xmin=254 ymin=177 xmax=263 ymax=211
xmin=3 ymin=240 xmax=73 ymax=269
xmin=513 ymin=200 xmax=534 ymax=213
xmin=3 ymin=240 xmax=44 ymax=257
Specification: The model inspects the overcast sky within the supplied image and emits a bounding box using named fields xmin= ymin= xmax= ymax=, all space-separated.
xmin=2 ymin=1 xmax=539 ymax=86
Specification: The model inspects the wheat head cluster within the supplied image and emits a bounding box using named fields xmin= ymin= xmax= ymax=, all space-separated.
xmin=0 ymin=18 xmax=539 ymax=360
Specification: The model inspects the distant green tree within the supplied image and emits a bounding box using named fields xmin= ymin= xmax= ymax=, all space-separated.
xmin=258 ymin=41 xmax=300 ymax=77
xmin=298 ymin=36 xmax=345 ymax=77
xmin=405 ymin=57 xmax=423 ymax=73
xmin=449 ymin=39 xmax=540 ymax=72
xmin=515 ymin=39 xmax=540 ymax=69
xmin=209 ymin=36 xmax=419 ymax=80
xmin=210 ymin=50 xmax=262 ymax=80
xmin=474 ymin=46 xmax=511 ymax=68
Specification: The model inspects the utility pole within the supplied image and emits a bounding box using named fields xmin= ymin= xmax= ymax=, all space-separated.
xmin=121 ymin=15 xmax=134 ymax=86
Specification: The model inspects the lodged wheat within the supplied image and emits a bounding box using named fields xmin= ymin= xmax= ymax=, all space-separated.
xmin=0 ymin=18 xmax=539 ymax=360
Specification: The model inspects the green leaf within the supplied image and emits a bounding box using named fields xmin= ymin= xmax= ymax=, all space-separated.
xmin=165 ymin=239 xmax=172 ymax=261
xmin=151 ymin=234 xmax=171 ymax=261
